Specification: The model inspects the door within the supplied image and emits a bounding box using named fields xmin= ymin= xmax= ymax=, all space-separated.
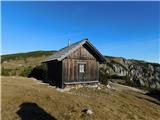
xmin=78 ymin=63 xmax=86 ymax=81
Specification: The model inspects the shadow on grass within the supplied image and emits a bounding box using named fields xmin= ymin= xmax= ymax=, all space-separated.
xmin=17 ymin=102 xmax=57 ymax=120
xmin=135 ymin=95 xmax=160 ymax=106
xmin=28 ymin=66 xmax=57 ymax=87
xmin=28 ymin=66 xmax=47 ymax=82
xmin=145 ymin=89 xmax=160 ymax=102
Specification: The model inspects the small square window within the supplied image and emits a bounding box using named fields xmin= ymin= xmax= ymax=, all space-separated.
xmin=79 ymin=64 xmax=85 ymax=73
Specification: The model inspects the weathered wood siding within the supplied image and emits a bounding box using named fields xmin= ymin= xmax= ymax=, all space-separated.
xmin=62 ymin=46 xmax=99 ymax=82
xmin=47 ymin=61 xmax=62 ymax=88
xmin=67 ymin=45 xmax=95 ymax=60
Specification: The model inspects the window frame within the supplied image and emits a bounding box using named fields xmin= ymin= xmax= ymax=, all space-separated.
xmin=78 ymin=63 xmax=86 ymax=73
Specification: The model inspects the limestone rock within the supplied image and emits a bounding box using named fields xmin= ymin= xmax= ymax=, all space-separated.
xmin=82 ymin=108 xmax=93 ymax=115
xmin=101 ymin=57 xmax=160 ymax=89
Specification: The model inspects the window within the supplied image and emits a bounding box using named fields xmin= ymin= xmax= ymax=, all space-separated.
xmin=79 ymin=64 xmax=85 ymax=73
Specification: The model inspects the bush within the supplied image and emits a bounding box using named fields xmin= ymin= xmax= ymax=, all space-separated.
xmin=28 ymin=64 xmax=48 ymax=81
xmin=20 ymin=66 xmax=33 ymax=77
xmin=125 ymin=79 xmax=134 ymax=87
xmin=99 ymin=68 xmax=110 ymax=85
xmin=1 ymin=67 xmax=11 ymax=76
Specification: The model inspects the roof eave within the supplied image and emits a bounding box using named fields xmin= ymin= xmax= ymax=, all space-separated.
xmin=42 ymin=59 xmax=59 ymax=63
xmin=85 ymin=40 xmax=106 ymax=63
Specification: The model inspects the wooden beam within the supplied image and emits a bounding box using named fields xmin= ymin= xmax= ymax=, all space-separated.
xmin=64 ymin=80 xmax=99 ymax=85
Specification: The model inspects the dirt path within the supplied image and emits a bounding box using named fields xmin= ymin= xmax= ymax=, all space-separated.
xmin=108 ymin=81 xmax=147 ymax=94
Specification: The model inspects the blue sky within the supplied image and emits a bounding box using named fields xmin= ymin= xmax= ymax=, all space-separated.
xmin=1 ymin=1 xmax=160 ymax=63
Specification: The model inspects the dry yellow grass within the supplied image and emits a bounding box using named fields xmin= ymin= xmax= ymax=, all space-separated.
xmin=2 ymin=76 xmax=160 ymax=120
xmin=1 ymin=56 xmax=46 ymax=76
xmin=2 ymin=56 xmax=45 ymax=69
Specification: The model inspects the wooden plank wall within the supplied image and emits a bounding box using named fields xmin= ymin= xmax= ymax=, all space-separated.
xmin=63 ymin=46 xmax=99 ymax=82
xmin=68 ymin=45 xmax=95 ymax=60
xmin=47 ymin=61 xmax=62 ymax=87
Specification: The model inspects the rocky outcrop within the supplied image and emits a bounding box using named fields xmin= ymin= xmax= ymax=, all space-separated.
xmin=101 ymin=56 xmax=160 ymax=89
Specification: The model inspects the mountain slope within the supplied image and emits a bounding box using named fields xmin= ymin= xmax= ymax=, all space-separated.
xmin=1 ymin=50 xmax=160 ymax=89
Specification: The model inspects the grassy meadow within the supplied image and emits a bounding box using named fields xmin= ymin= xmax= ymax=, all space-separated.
xmin=2 ymin=76 xmax=160 ymax=120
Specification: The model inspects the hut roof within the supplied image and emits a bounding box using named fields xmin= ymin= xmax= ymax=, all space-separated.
xmin=43 ymin=38 xmax=106 ymax=63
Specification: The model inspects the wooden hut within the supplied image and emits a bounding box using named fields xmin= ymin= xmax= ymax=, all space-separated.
xmin=42 ymin=39 xmax=106 ymax=88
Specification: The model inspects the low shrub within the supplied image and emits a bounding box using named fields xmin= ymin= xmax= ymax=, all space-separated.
xmin=1 ymin=67 xmax=12 ymax=76
xmin=20 ymin=66 xmax=33 ymax=77
xmin=99 ymin=68 xmax=110 ymax=85
xmin=28 ymin=64 xmax=48 ymax=81
xmin=125 ymin=79 xmax=134 ymax=87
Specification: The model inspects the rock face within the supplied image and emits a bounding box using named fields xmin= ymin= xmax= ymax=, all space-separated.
xmin=101 ymin=56 xmax=160 ymax=89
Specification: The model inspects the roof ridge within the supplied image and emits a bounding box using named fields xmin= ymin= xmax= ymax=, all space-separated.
xmin=58 ymin=38 xmax=88 ymax=51
xmin=43 ymin=39 xmax=88 ymax=62
xmin=42 ymin=38 xmax=105 ymax=63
